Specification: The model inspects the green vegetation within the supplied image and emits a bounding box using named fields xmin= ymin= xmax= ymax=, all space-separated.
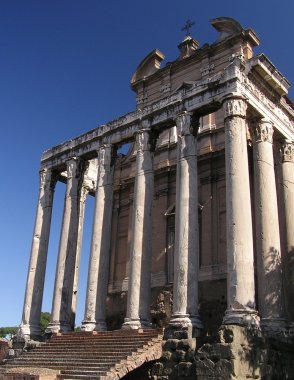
xmin=0 ymin=326 xmax=17 ymax=338
xmin=40 ymin=312 xmax=51 ymax=334
xmin=0 ymin=312 xmax=51 ymax=338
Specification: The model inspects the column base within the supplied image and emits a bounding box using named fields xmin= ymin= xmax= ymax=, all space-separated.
xmin=45 ymin=322 xmax=72 ymax=334
xmin=261 ymin=317 xmax=286 ymax=334
xmin=122 ymin=318 xmax=150 ymax=330
xmin=223 ymin=309 xmax=260 ymax=327
xmin=168 ymin=313 xmax=203 ymax=338
xmin=81 ymin=320 xmax=107 ymax=331
xmin=17 ymin=323 xmax=41 ymax=340
xmin=81 ymin=320 xmax=96 ymax=332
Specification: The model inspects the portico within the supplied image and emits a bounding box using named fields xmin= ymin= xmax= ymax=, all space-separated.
xmin=19 ymin=17 xmax=293 ymax=342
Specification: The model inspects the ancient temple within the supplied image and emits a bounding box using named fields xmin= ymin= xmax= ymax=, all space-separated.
xmin=17 ymin=17 xmax=294 ymax=379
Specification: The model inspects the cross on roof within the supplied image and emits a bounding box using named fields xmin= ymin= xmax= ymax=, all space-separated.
xmin=181 ymin=19 xmax=195 ymax=36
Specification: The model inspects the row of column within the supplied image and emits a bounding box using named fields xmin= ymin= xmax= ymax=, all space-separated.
xmin=19 ymin=97 xmax=294 ymax=338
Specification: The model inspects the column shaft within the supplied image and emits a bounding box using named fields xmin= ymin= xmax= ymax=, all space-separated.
xmin=222 ymin=98 xmax=259 ymax=326
xmin=169 ymin=112 xmax=202 ymax=331
xmin=48 ymin=158 xmax=86 ymax=332
xmin=82 ymin=144 xmax=114 ymax=331
xmin=123 ymin=129 xmax=154 ymax=329
xmin=70 ymin=185 xmax=89 ymax=329
xmin=280 ymin=141 xmax=294 ymax=324
xmin=252 ymin=120 xmax=284 ymax=330
xmin=19 ymin=168 xmax=55 ymax=338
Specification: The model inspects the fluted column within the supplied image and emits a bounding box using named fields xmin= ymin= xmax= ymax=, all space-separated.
xmin=19 ymin=168 xmax=56 ymax=338
xmin=279 ymin=140 xmax=294 ymax=325
xmin=82 ymin=144 xmax=114 ymax=331
xmin=169 ymin=111 xmax=202 ymax=332
xmin=251 ymin=119 xmax=284 ymax=331
xmin=47 ymin=157 xmax=86 ymax=333
xmin=222 ymin=97 xmax=259 ymax=326
xmin=123 ymin=128 xmax=155 ymax=329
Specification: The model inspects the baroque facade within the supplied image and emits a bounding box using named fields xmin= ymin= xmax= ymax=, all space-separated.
xmin=18 ymin=17 xmax=294 ymax=379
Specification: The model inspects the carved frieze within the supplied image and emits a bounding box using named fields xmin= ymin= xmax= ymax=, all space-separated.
xmin=200 ymin=63 xmax=215 ymax=77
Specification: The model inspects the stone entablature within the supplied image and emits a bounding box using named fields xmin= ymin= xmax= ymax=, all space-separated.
xmin=40 ymin=56 xmax=293 ymax=169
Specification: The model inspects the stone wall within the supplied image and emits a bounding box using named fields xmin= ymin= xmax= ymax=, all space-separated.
xmin=149 ymin=325 xmax=294 ymax=380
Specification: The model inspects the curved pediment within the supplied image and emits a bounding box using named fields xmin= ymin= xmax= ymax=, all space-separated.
xmin=131 ymin=49 xmax=165 ymax=85
xmin=210 ymin=17 xmax=243 ymax=41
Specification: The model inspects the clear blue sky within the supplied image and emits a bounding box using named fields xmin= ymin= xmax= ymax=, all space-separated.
xmin=0 ymin=0 xmax=293 ymax=328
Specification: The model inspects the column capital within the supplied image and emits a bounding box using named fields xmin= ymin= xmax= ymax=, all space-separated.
xmin=66 ymin=156 xmax=85 ymax=179
xmin=98 ymin=144 xmax=113 ymax=165
xmin=223 ymin=97 xmax=247 ymax=119
xmin=280 ymin=140 xmax=294 ymax=163
xmin=251 ymin=119 xmax=274 ymax=144
xmin=175 ymin=111 xmax=194 ymax=136
xmin=135 ymin=128 xmax=156 ymax=152
xmin=39 ymin=168 xmax=56 ymax=190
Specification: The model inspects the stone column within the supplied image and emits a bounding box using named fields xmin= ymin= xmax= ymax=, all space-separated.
xmin=47 ymin=157 xmax=86 ymax=333
xmin=19 ymin=168 xmax=56 ymax=338
xmin=222 ymin=97 xmax=259 ymax=326
xmin=251 ymin=119 xmax=284 ymax=331
xmin=169 ymin=111 xmax=202 ymax=332
xmin=279 ymin=140 xmax=294 ymax=325
xmin=82 ymin=144 xmax=114 ymax=331
xmin=70 ymin=184 xmax=89 ymax=329
xmin=123 ymin=128 xmax=155 ymax=329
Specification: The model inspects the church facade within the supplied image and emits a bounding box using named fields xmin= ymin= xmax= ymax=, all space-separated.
xmin=19 ymin=17 xmax=294 ymax=379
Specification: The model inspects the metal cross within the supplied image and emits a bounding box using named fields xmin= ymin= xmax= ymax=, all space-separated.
xmin=181 ymin=19 xmax=195 ymax=36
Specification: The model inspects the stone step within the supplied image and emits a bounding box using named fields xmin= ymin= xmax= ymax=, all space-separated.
xmin=57 ymin=375 xmax=102 ymax=380
xmin=45 ymin=338 xmax=152 ymax=348
xmin=3 ymin=329 xmax=163 ymax=380
xmin=23 ymin=346 xmax=141 ymax=353
xmin=5 ymin=357 xmax=124 ymax=364
xmin=3 ymin=363 xmax=110 ymax=373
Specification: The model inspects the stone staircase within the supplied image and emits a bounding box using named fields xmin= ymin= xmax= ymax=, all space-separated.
xmin=0 ymin=329 xmax=163 ymax=380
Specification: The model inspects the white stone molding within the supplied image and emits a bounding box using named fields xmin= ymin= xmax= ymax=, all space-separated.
xmin=19 ymin=168 xmax=56 ymax=338
xmin=169 ymin=111 xmax=203 ymax=333
xmin=251 ymin=119 xmax=285 ymax=332
xmin=47 ymin=157 xmax=86 ymax=333
xmin=123 ymin=129 xmax=155 ymax=329
xmin=222 ymin=98 xmax=259 ymax=327
xmin=82 ymin=144 xmax=115 ymax=331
